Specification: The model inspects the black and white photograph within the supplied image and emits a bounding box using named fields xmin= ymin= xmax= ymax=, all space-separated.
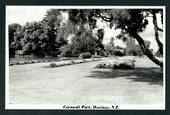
xmin=6 ymin=6 xmax=165 ymax=110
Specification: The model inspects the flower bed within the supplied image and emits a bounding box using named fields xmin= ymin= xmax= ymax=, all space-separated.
xmin=9 ymin=59 xmax=59 ymax=66
xmin=95 ymin=59 xmax=135 ymax=69
xmin=49 ymin=58 xmax=100 ymax=68
xmin=9 ymin=56 xmax=101 ymax=67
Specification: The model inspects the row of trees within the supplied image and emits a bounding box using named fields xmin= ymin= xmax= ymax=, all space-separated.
xmin=9 ymin=9 xmax=104 ymax=58
xmin=9 ymin=9 xmax=164 ymax=67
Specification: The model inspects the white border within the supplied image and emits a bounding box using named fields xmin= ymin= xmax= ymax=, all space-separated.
xmin=163 ymin=5 xmax=166 ymax=110
xmin=5 ymin=6 xmax=166 ymax=110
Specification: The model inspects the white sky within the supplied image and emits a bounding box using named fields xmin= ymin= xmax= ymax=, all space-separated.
xmin=6 ymin=6 xmax=164 ymax=52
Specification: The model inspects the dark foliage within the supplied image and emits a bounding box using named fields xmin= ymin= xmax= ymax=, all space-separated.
xmin=79 ymin=52 xmax=92 ymax=59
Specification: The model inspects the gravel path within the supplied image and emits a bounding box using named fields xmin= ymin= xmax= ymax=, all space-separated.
xmin=9 ymin=57 xmax=164 ymax=106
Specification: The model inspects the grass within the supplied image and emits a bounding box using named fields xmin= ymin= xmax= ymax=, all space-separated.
xmin=9 ymin=56 xmax=164 ymax=106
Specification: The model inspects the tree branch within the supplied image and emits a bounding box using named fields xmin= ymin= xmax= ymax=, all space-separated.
xmin=157 ymin=27 xmax=163 ymax=32
xmin=95 ymin=11 xmax=113 ymax=22
xmin=100 ymin=14 xmax=113 ymax=22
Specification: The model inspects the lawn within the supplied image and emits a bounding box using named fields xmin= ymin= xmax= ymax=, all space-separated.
xmin=8 ymin=56 xmax=164 ymax=107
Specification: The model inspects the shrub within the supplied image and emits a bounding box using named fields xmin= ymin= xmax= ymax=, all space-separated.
xmin=47 ymin=60 xmax=51 ymax=62
xmin=112 ymin=49 xmax=125 ymax=56
xmin=60 ymin=57 xmax=70 ymax=61
xmin=27 ymin=61 xmax=32 ymax=64
xmin=60 ymin=45 xmax=73 ymax=57
xmin=95 ymin=62 xmax=107 ymax=69
xmin=79 ymin=60 xmax=84 ymax=63
xmin=114 ymin=61 xmax=135 ymax=69
xmin=98 ymin=51 xmax=108 ymax=57
xmin=37 ymin=60 xmax=41 ymax=63
xmin=154 ymin=49 xmax=163 ymax=57
xmin=82 ymin=59 xmax=86 ymax=63
xmin=79 ymin=52 xmax=91 ymax=59
xmin=95 ymin=60 xmax=135 ymax=69
xmin=9 ymin=63 xmax=13 ymax=66
xmin=19 ymin=61 xmax=25 ymax=65
xmin=125 ymin=48 xmax=143 ymax=56
xmin=31 ymin=60 xmax=35 ymax=63
xmin=70 ymin=60 xmax=75 ymax=64
xmin=91 ymin=55 xmax=102 ymax=58
xmin=74 ymin=60 xmax=81 ymax=64
xmin=49 ymin=63 xmax=57 ymax=67
xmin=67 ymin=62 xmax=72 ymax=65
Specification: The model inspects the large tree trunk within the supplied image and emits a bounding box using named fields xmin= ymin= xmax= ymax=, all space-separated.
xmin=131 ymin=31 xmax=163 ymax=68
xmin=152 ymin=11 xmax=163 ymax=55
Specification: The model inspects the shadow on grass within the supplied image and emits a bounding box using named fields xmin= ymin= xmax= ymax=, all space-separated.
xmin=86 ymin=67 xmax=163 ymax=85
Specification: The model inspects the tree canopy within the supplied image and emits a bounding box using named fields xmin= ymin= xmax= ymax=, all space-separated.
xmin=67 ymin=9 xmax=163 ymax=67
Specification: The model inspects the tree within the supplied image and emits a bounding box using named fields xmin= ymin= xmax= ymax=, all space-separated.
xmin=8 ymin=9 xmax=70 ymax=57
xmin=150 ymin=9 xmax=163 ymax=55
xmin=71 ymin=27 xmax=98 ymax=55
xmin=67 ymin=9 xmax=163 ymax=67
xmin=60 ymin=30 xmax=98 ymax=57
xmin=8 ymin=23 xmax=21 ymax=57
xmin=106 ymin=37 xmax=115 ymax=55
xmin=20 ymin=21 xmax=47 ymax=56
xmin=60 ymin=44 xmax=74 ymax=57
xmin=41 ymin=9 xmax=65 ymax=56
xmin=138 ymin=9 xmax=163 ymax=55
xmin=12 ymin=9 xmax=69 ymax=57
xmin=68 ymin=10 xmax=105 ymax=56
xmin=125 ymin=37 xmax=150 ymax=56
xmin=68 ymin=9 xmax=97 ymax=29
xmin=95 ymin=29 xmax=105 ymax=55
xmin=9 ymin=23 xmax=21 ymax=46
xmin=96 ymin=9 xmax=163 ymax=67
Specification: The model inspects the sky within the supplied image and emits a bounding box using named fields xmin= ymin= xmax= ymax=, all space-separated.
xmin=6 ymin=6 xmax=164 ymax=52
